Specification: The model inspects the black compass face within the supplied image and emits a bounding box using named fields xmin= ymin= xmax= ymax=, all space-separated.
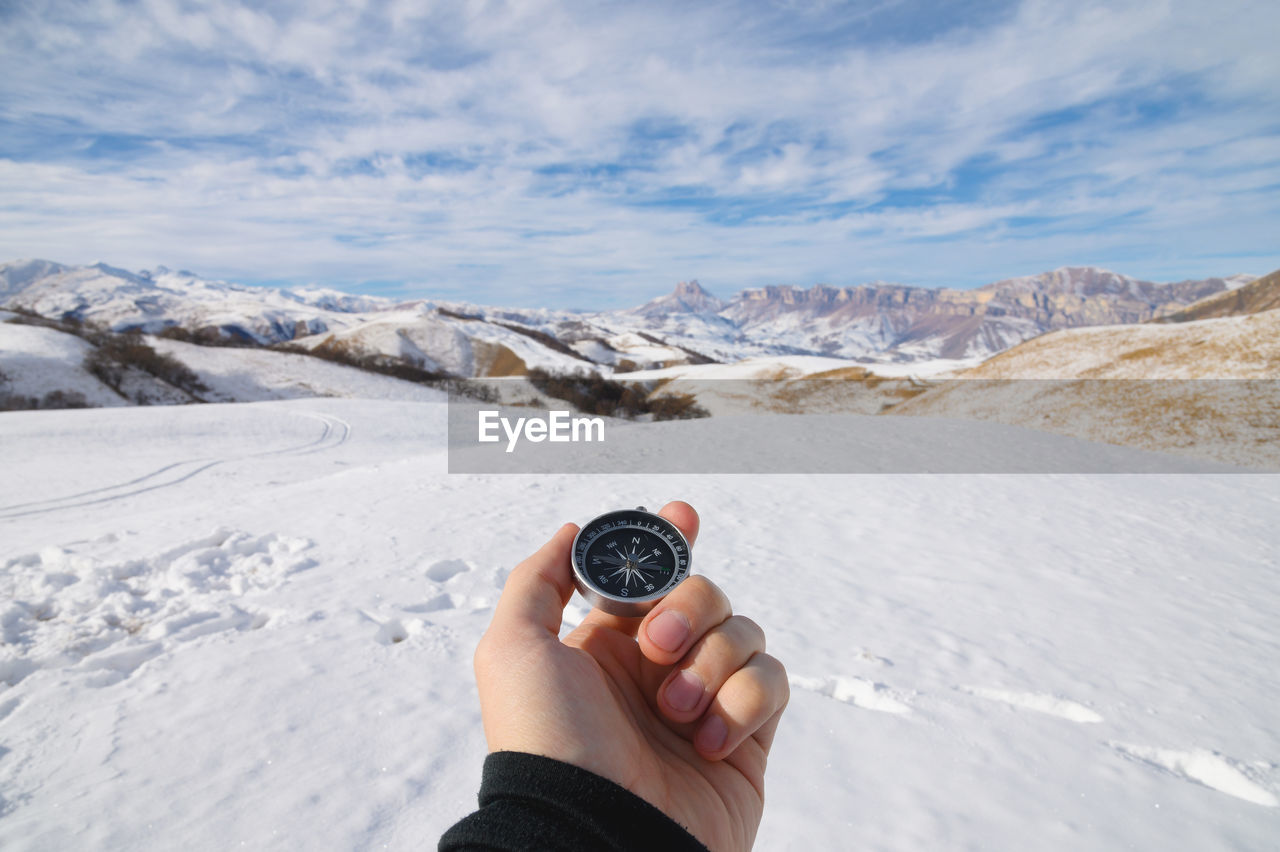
xmin=571 ymin=508 xmax=691 ymax=616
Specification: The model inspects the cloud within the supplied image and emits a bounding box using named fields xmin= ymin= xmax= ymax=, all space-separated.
xmin=0 ymin=0 xmax=1277 ymax=306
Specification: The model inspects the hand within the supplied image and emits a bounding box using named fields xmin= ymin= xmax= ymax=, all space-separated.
xmin=473 ymin=501 xmax=789 ymax=852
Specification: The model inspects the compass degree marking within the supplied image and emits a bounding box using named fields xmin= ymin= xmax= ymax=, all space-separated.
xmin=571 ymin=509 xmax=693 ymax=615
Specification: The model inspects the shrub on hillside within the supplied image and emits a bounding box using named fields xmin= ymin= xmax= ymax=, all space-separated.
xmin=157 ymin=325 xmax=258 ymax=347
xmin=0 ymin=388 xmax=91 ymax=411
xmin=280 ymin=338 xmax=450 ymax=384
xmin=84 ymin=333 xmax=209 ymax=399
xmin=525 ymin=368 xmax=709 ymax=420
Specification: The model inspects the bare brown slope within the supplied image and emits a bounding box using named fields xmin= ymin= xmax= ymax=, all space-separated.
xmin=925 ymin=309 xmax=1280 ymax=380
xmin=1155 ymin=268 xmax=1280 ymax=323
xmin=887 ymin=311 xmax=1280 ymax=469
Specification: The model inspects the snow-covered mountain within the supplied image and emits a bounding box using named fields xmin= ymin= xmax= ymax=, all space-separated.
xmin=0 ymin=260 xmax=1260 ymax=381
xmin=630 ymin=279 xmax=727 ymax=318
xmin=429 ymin=268 xmax=1252 ymax=369
xmin=0 ymin=261 xmax=392 ymax=345
xmin=636 ymin=268 xmax=1244 ymax=362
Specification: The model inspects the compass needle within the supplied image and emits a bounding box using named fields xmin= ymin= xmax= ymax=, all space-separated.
xmin=571 ymin=508 xmax=692 ymax=617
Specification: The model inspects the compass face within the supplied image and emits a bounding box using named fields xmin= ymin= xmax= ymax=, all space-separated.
xmin=571 ymin=508 xmax=691 ymax=616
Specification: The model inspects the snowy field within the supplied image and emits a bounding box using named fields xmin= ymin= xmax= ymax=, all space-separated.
xmin=2 ymin=399 xmax=1278 ymax=850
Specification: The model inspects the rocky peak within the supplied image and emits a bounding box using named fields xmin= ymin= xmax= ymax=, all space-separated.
xmin=632 ymin=279 xmax=726 ymax=317
xmin=671 ymin=280 xmax=724 ymax=312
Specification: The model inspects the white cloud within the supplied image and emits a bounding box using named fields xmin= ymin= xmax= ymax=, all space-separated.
xmin=0 ymin=0 xmax=1277 ymax=304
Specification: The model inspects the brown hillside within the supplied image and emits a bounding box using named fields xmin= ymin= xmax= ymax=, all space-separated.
xmin=888 ymin=310 xmax=1280 ymax=469
xmin=1155 ymin=268 xmax=1280 ymax=323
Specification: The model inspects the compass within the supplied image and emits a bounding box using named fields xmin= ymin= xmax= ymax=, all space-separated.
xmin=571 ymin=507 xmax=691 ymax=616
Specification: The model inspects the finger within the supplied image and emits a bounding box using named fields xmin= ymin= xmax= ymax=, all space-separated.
xmin=693 ymin=653 xmax=790 ymax=761
xmin=576 ymin=500 xmax=701 ymax=636
xmin=488 ymin=522 xmax=579 ymax=638
xmin=635 ymin=574 xmax=732 ymax=663
xmin=752 ymin=704 xmax=787 ymax=754
xmin=657 ymin=615 xmax=766 ymax=723
xmin=658 ymin=500 xmax=700 ymax=548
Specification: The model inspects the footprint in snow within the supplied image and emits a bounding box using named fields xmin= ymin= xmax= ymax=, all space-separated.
xmin=79 ymin=641 xmax=165 ymax=688
xmin=150 ymin=606 xmax=271 ymax=641
xmin=360 ymin=612 xmax=427 ymax=645
xmin=404 ymin=594 xmax=457 ymax=614
xmin=1109 ymin=742 xmax=1279 ymax=807
xmin=0 ymin=696 xmax=22 ymax=723
xmin=790 ymin=674 xmax=911 ymax=714
xmin=855 ymin=650 xmax=893 ymax=666
xmin=426 ymin=559 xmax=470 ymax=583
xmin=1 ymin=529 xmax=312 ymax=688
xmin=379 ymin=618 xmax=431 ymax=645
xmin=375 ymin=619 xmax=411 ymax=645
xmin=959 ymin=686 xmax=1103 ymax=723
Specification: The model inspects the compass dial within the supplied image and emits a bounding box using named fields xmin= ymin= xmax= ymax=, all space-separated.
xmin=571 ymin=507 xmax=691 ymax=617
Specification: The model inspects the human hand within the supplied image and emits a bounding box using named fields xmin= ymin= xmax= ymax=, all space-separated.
xmin=473 ymin=501 xmax=789 ymax=852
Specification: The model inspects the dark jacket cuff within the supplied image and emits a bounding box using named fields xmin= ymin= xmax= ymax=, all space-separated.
xmin=438 ymin=751 xmax=709 ymax=851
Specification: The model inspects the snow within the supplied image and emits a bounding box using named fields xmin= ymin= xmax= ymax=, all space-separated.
xmin=1223 ymin=274 xmax=1258 ymax=291
xmin=2 ymin=399 xmax=1279 ymax=851
xmin=0 ymin=319 xmax=444 ymax=408
xmin=1108 ymin=744 xmax=1279 ymax=808
xmin=0 ymin=321 xmax=124 ymax=407
xmin=622 ymin=355 xmax=977 ymax=382
xmin=149 ymin=337 xmax=444 ymax=403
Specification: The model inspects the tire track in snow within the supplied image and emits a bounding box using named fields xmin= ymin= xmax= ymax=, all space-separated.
xmin=269 ymin=411 xmax=350 ymax=456
xmin=0 ymin=459 xmax=213 ymax=511
xmin=0 ymin=411 xmax=351 ymax=520
xmin=0 ymin=460 xmax=224 ymax=520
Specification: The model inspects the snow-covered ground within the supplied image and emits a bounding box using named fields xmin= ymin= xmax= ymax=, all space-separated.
xmin=2 ymin=400 xmax=1279 ymax=850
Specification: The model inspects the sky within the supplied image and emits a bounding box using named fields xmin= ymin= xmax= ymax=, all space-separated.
xmin=1 ymin=0 xmax=1278 ymax=309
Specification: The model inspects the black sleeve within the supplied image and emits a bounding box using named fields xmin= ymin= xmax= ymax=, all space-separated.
xmin=438 ymin=751 xmax=710 ymax=852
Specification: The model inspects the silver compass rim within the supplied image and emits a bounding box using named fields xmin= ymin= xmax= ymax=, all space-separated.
xmin=569 ymin=507 xmax=691 ymax=618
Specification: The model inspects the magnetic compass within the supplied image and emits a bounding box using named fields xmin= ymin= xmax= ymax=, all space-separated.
xmin=571 ymin=507 xmax=691 ymax=617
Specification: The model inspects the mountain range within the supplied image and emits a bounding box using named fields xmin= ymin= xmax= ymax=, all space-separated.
xmin=0 ymin=260 xmax=1257 ymax=377
xmin=3 ymin=259 xmax=1278 ymax=468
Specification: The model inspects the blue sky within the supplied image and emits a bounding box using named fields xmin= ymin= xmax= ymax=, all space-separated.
xmin=2 ymin=0 xmax=1278 ymax=309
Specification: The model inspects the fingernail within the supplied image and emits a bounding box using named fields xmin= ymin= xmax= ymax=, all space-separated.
xmin=697 ymin=715 xmax=728 ymax=753
xmin=665 ymin=669 xmax=704 ymax=712
xmin=646 ymin=610 xmax=690 ymax=653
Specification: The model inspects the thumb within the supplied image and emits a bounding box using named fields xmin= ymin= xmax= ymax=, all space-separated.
xmin=489 ymin=522 xmax=580 ymax=638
